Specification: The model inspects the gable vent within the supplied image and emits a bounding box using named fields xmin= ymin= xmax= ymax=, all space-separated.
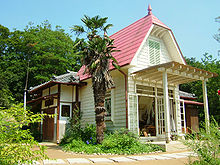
xmin=149 ymin=40 xmax=160 ymax=65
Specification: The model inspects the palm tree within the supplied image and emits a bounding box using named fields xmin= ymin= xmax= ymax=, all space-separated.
xmin=72 ymin=15 xmax=119 ymax=143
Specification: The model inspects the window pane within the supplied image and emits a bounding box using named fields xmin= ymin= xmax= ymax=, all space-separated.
xmin=61 ymin=105 xmax=70 ymax=117
xmin=105 ymin=90 xmax=111 ymax=116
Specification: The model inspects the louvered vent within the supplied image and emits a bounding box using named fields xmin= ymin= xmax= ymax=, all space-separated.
xmin=149 ymin=40 xmax=160 ymax=65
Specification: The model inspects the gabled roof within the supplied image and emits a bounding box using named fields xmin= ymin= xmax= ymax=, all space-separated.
xmin=77 ymin=6 xmax=180 ymax=81
xmin=29 ymin=71 xmax=80 ymax=93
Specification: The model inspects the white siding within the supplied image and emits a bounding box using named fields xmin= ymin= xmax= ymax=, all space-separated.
xmin=79 ymin=70 xmax=126 ymax=130
xmin=130 ymin=35 xmax=172 ymax=73
xmin=110 ymin=70 xmax=126 ymax=130
xmin=80 ymin=80 xmax=95 ymax=127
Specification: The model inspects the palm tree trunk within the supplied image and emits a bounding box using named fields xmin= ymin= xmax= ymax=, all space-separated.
xmin=92 ymin=77 xmax=106 ymax=144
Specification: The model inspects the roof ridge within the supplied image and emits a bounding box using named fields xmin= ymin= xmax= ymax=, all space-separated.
xmin=110 ymin=15 xmax=149 ymax=37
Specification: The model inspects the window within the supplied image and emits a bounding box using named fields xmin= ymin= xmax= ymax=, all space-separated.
xmin=149 ymin=40 xmax=160 ymax=65
xmin=61 ymin=105 xmax=71 ymax=117
xmin=105 ymin=90 xmax=111 ymax=116
xmin=45 ymin=98 xmax=54 ymax=106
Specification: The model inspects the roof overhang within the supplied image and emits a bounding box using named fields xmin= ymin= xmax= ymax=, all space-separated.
xmin=27 ymin=93 xmax=59 ymax=104
xmin=132 ymin=61 xmax=218 ymax=85
xmin=184 ymin=100 xmax=204 ymax=106
xmin=29 ymin=81 xmax=87 ymax=94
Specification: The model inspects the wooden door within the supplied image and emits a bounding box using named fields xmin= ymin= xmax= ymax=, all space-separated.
xmin=43 ymin=108 xmax=54 ymax=141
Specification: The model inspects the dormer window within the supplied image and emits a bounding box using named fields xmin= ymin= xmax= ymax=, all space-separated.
xmin=149 ymin=40 xmax=160 ymax=65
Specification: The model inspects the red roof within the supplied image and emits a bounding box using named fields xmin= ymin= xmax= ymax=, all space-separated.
xmin=77 ymin=12 xmax=170 ymax=81
xmin=184 ymin=100 xmax=204 ymax=106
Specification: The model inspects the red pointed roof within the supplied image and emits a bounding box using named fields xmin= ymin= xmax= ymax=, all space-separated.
xmin=78 ymin=9 xmax=171 ymax=81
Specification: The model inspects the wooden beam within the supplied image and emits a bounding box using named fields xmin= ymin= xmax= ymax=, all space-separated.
xmin=140 ymin=72 xmax=163 ymax=80
xmin=56 ymin=84 xmax=61 ymax=143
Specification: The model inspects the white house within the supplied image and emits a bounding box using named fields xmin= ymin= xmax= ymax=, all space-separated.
xmin=29 ymin=5 xmax=217 ymax=143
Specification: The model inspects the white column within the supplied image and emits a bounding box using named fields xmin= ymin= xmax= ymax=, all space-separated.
xmin=155 ymin=87 xmax=159 ymax=136
xmin=202 ymin=80 xmax=210 ymax=132
xmin=163 ymin=71 xmax=171 ymax=143
xmin=174 ymin=85 xmax=181 ymax=136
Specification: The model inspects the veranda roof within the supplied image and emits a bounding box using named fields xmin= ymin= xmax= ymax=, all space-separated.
xmin=132 ymin=61 xmax=218 ymax=85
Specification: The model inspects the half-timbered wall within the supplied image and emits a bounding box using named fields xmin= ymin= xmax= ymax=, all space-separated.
xmin=41 ymin=84 xmax=77 ymax=141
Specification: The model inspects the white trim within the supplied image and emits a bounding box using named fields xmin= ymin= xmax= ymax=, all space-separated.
xmin=163 ymin=71 xmax=171 ymax=142
xmin=60 ymin=102 xmax=72 ymax=122
xmin=202 ymin=80 xmax=210 ymax=131
xmin=130 ymin=25 xmax=154 ymax=65
xmin=148 ymin=39 xmax=161 ymax=66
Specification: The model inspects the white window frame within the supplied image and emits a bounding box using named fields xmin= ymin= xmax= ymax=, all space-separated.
xmin=60 ymin=102 xmax=72 ymax=122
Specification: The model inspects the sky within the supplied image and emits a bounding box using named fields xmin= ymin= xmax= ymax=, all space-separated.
xmin=1 ymin=0 xmax=219 ymax=61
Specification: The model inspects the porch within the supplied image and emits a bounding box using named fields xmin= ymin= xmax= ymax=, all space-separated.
xmin=128 ymin=61 xmax=217 ymax=142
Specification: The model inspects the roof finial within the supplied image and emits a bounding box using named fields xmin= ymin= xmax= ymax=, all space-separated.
xmin=148 ymin=4 xmax=152 ymax=15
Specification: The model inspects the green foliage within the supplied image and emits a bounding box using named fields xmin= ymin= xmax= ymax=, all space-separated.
xmin=61 ymin=126 xmax=163 ymax=155
xmin=0 ymin=104 xmax=48 ymax=164
xmin=0 ymin=22 xmax=81 ymax=102
xmin=101 ymin=129 xmax=163 ymax=154
xmin=183 ymin=119 xmax=220 ymax=165
xmin=60 ymin=122 xmax=96 ymax=145
xmin=180 ymin=54 xmax=220 ymax=122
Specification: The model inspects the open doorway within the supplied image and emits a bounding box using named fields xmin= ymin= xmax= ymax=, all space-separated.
xmin=138 ymin=96 xmax=156 ymax=137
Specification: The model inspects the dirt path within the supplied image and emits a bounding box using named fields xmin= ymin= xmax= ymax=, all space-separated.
xmin=36 ymin=142 xmax=193 ymax=165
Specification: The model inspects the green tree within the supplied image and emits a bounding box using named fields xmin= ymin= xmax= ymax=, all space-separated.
xmin=72 ymin=15 xmax=119 ymax=143
xmin=180 ymin=54 xmax=220 ymax=122
xmin=0 ymin=22 xmax=81 ymax=102
xmin=0 ymin=25 xmax=13 ymax=107
xmin=0 ymin=104 xmax=48 ymax=164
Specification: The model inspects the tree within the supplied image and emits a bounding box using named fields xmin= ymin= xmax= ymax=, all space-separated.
xmin=0 ymin=22 xmax=81 ymax=102
xmin=0 ymin=25 xmax=13 ymax=107
xmin=180 ymin=54 xmax=220 ymax=122
xmin=72 ymin=15 xmax=119 ymax=143
xmin=0 ymin=104 xmax=48 ymax=164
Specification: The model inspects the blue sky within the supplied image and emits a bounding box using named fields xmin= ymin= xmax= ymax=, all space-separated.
xmin=1 ymin=0 xmax=219 ymax=60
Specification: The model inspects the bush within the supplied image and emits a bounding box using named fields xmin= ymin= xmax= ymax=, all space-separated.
xmin=61 ymin=127 xmax=163 ymax=155
xmin=183 ymin=119 xmax=220 ymax=165
xmin=0 ymin=104 xmax=48 ymax=165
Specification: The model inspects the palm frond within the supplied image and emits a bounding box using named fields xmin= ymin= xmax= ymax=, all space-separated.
xmin=70 ymin=25 xmax=85 ymax=36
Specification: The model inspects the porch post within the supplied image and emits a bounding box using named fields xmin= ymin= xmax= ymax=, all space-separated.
xmin=163 ymin=70 xmax=171 ymax=143
xmin=202 ymin=80 xmax=210 ymax=132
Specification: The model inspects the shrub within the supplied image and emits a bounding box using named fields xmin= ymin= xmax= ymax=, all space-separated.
xmin=183 ymin=119 xmax=220 ymax=165
xmin=101 ymin=129 xmax=162 ymax=154
xmin=61 ymin=127 xmax=163 ymax=155
xmin=0 ymin=104 xmax=48 ymax=165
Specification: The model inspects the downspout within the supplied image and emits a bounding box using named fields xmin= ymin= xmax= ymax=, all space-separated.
xmin=119 ymin=70 xmax=128 ymax=128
